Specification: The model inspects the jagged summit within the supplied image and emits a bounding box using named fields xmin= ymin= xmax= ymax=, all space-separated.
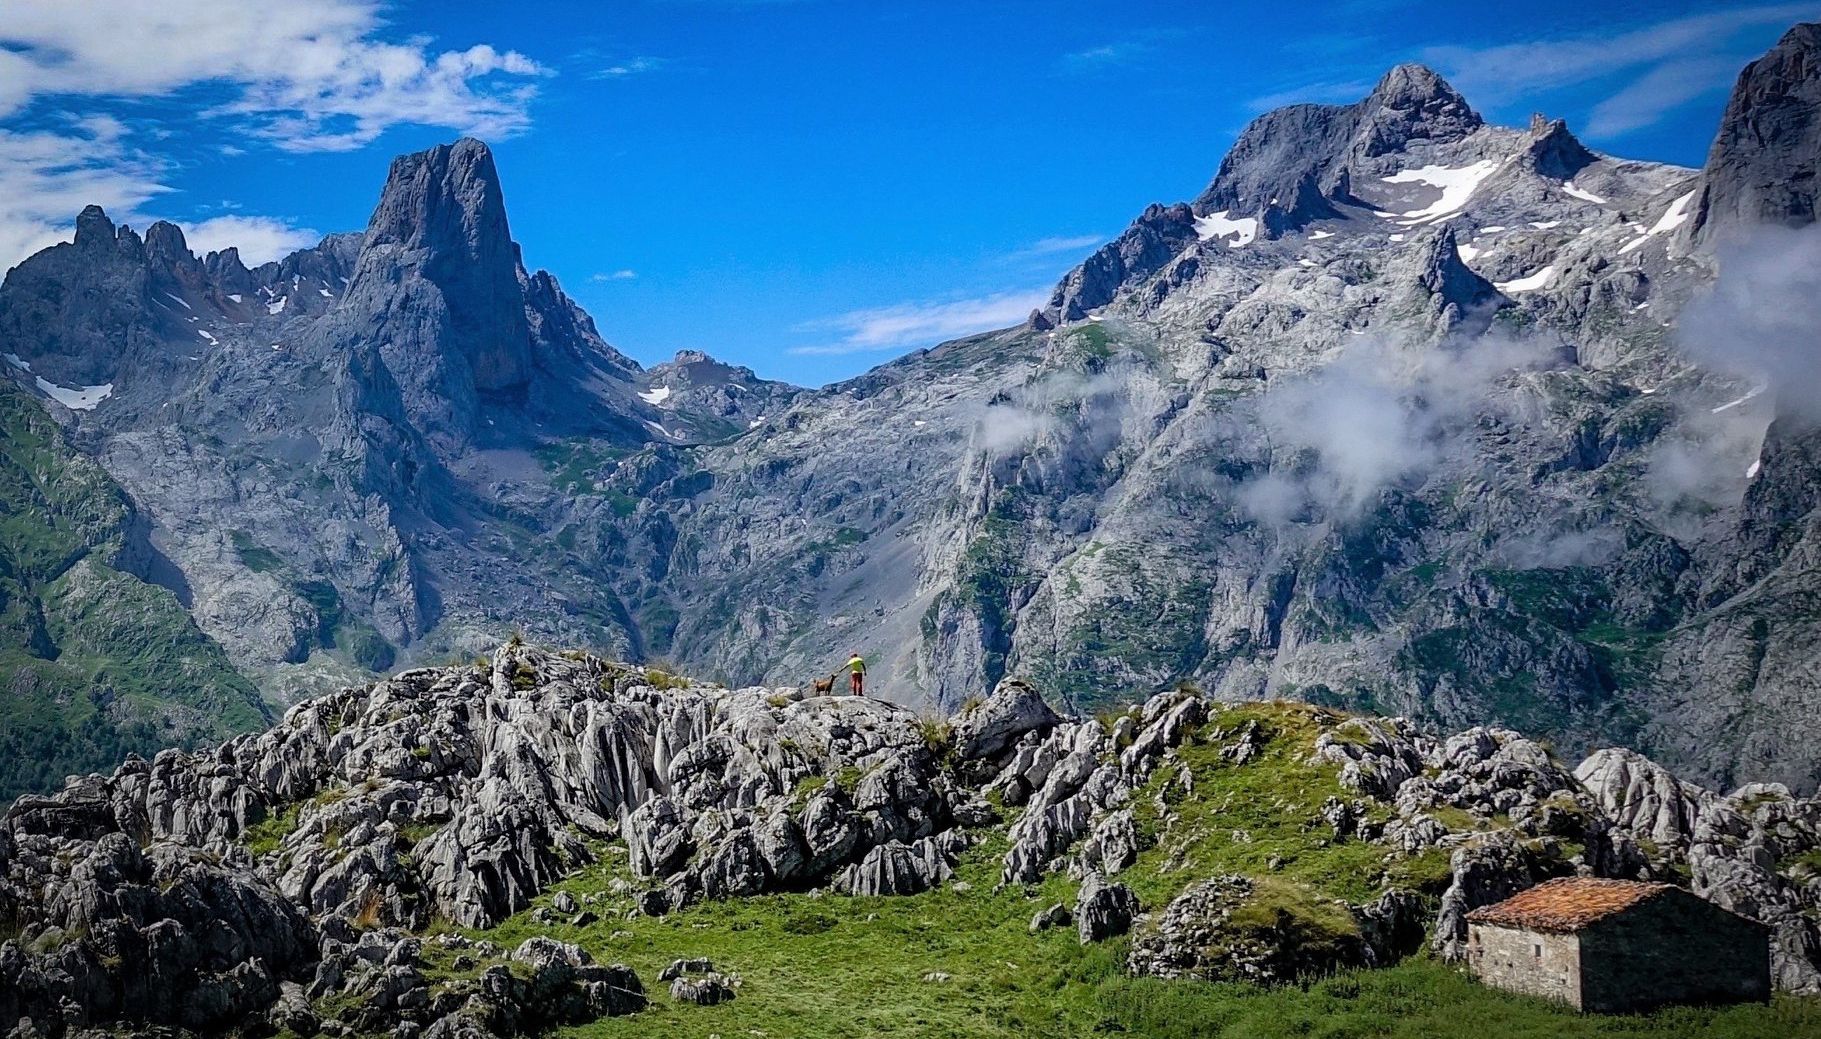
xmin=72 ymin=204 xmax=116 ymax=248
xmin=1354 ymin=63 xmax=1482 ymax=157
xmin=1687 ymin=21 xmax=1821 ymax=241
xmin=1191 ymin=64 xmax=1482 ymax=233
xmin=1519 ymin=113 xmax=1597 ymax=180
xmin=343 ymin=136 xmax=533 ymax=399
xmin=364 ymin=138 xmax=515 ymax=262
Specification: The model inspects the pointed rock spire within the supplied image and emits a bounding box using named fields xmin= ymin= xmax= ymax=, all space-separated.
xmin=1354 ymin=64 xmax=1482 ymax=158
xmin=1688 ymin=22 xmax=1821 ymax=242
xmin=143 ymin=221 xmax=191 ymax=261
xmin=365 ymin=137 xmax=514 ymax=260
xmin=348 ymin=137 xmax=533 ymax=396
xmin=1519 ymin=115 xmax=1597 ymax=180
xmin=74 ymin=205 xmax=115 ymax=249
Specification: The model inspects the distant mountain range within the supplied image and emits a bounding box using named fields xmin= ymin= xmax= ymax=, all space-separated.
xmin=4 ymin=24 xmax=1821 ymax=798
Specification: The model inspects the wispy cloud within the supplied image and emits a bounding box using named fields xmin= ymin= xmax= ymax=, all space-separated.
xmin=1421 ymin=4 xmax=1819 ymax=137
xmin=180 ymin=215 xmax=320 ymax=266
xmin=1057 ymin=27 xmax=1189 ymax=76
xmin=0 ymin=1 xmax=549 ymax=269
xmin=1584 ymin=55 xmax=1743 ymax=138
xmin=1059 ymin=42 xmax=1152 ymax=73
xmin=590 ymin=56 xmax=667 ymax=80
xmin=0 ymin=1 xmax=548 ymax=153
xmin=0 ymin=116 xmax=168 ymax=269
xmin=1244 ymin=79 xmax=1376 ymax=113
xmin=1010 ymin=234 xmax=1105 ymax=259
xmin=590 ymin=269 xmax=638 ymax=282
xmin=791 ymin=288 xmax=1047 ymax=356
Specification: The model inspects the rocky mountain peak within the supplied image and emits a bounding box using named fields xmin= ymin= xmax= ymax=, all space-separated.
xmin=73 ymin=204 xmax=115 ymax=249
xmin=1407 ymin=225 xmax=1502 ymax=332
xmin=1519 ymin=114 xmax=1597 ymax=180
xmin=364 ymin=137 xmax=512 ymax=259
xmin=1688 ymin=21 xmax=1821 ymax=241
xmin=142 ymin=220 xmax=189 ymax=261
xmin=330 ymin=136 xmax=536 ymax=439
xmin=1355 ymin=63 xmax=1482 ymax=157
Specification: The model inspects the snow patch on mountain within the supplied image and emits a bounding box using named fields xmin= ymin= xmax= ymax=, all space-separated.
xmin=35 ymin=377 xmax=112 ymax=410
xmin=1562 ymin=180 xmax=1608 ymax=204
xmin=1495 ymin=265 xmax=1557 ymax=293
xmin=1711 ymin=385 xmax=1765 ymax=414
xmin=1381 ymin=160 xmax=1501 ymax=223
xmin=1194 ymin=210 xmax=1259 ymax=247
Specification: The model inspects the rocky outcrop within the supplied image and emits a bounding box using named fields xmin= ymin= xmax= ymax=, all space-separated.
xmin=1127 ymin=874 xmax=1380 ymax=983
xmin=953 ymin=676 xmax=1063 ymax=766
xmin=837 ymin=831 xmax=968 ymax=896
xmin=1074 ymin=872 xmax=1139 ymax=943
xmin=1688 ymin=23 xmax=1821 ymax=241
xmin=0 ymin=831 xmax=313 ymax=1034
xmin=1574 ymin=748 xmax=1712 ymax=852
xmin=6 ymin=646 xmax=1821 ymax=1036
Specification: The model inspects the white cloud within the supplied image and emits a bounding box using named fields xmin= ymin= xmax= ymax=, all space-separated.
xmin=590 ymin=57 xmax=666 ymax=80
xmin=1244 ymin=79 xmax=1376 ymax=113
xmin=1584 ymin=55 xmax=1741 ymax=138
xmin=791 ymin=288 xmax=1048 ymax=356
xmin=1239 ymin=332 xmax=1562 ymax=520
xmin=180 ymin=215 xmax=320 ymax=266
xmin=1012 ymin=234 xmax=1105 ymax=258
xmin=1421 ymin=4 xmax=1819 ymax=136
xmin=1059 ymin=43 xmax=1149 ymax=73
xmin=590 ymin=269 xmax=638 ymax=282
xmin=0 ymin=118 xmax=169 ymax=271
xmin=0 ymin=0 xmax=548 ymax=152
xmin=0 ymin=2 xmax=548 ymax=269
xmin=1057 ymin=28 xmax=1185 ymax=75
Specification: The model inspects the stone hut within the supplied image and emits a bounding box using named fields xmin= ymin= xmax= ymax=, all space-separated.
xmin=1465 ymin=877 xmax=1771 ymax=1012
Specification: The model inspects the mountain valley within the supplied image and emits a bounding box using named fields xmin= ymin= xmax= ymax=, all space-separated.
xmin=2 ymin=27 xmax=1820 ymax=800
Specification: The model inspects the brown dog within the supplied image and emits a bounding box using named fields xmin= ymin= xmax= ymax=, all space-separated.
xmin=811 ymin=675 xmax=834 ymax=695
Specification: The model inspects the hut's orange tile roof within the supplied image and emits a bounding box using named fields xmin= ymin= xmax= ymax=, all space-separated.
xmin=1466 ymin=878 xmax=1674 ymax=933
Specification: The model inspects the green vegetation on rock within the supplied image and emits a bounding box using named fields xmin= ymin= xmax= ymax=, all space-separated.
xmin=431 ymin=699 xmax=1810 ymax=1039
xmin=0 ymin=381 xmax=268 ymax=801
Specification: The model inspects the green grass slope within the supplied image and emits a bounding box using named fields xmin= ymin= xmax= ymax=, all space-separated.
xmin=0 ymin=382 xmax=269 ymax=801
xmin=420 ymin=701 xmax=1815 ymax=1039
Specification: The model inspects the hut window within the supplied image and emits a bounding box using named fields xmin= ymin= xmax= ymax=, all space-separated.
xmin=1533 ymin=943 xmax=1542 ymax=958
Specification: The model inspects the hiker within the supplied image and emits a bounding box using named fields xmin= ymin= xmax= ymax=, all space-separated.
xmin=845 ymin=651 xmax=866 ymax=696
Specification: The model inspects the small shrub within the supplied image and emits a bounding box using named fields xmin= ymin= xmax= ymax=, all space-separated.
xmin=643 ymin=668 xmax=687 ymax=691
xmin=916 ymin=714 xmax=954 ymax=759
xmin=782 ymin=911 xmax=838 ymax=936
xmin=241 ymin=803 xmax=301 ymax=857
xmin=397 ymin=821 xmax=444 ymax=847
xmin=352 ymin=890 xmax=384 ymax=930
xmin=832 ymin=765 xmax=864 ymax=793
xmin=794 ymin=775 xmax=830 ymax=805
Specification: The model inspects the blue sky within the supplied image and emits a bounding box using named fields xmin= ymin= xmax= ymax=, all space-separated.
xmin=0 ymin=1 xmax=1813 ymax=386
